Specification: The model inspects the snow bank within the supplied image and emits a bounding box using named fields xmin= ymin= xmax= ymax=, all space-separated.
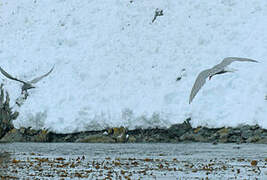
xmin=0 ymin=0 xmax=266 ymax=132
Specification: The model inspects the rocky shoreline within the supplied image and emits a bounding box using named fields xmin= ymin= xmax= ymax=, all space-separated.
xmin=1 ymin=119 xmax=267 ymax=144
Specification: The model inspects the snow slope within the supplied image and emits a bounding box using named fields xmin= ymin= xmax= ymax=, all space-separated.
xmin=0 ymin=0 xmax=266 ymax=132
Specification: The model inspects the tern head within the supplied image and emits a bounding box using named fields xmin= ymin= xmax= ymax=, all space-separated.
xmin=21 ymin=83 xmax=35 ymax=93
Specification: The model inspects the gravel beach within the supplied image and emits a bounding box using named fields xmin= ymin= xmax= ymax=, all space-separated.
xmin=1 ymin=143 xmax=267 ymax=179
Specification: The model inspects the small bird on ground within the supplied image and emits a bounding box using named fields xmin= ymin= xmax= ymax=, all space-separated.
xmin=189 ymin=57 xmax=258 ymax=104
xmin=0 ymin=65 xmax=54 ymax=95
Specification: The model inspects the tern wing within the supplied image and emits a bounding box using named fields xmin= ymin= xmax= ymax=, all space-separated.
xmin=29 ymin=65 xmax=54 ymax=84
xmin=219 ymin=57 xmax=258 ymax=67
xmin=0 ymin=66 xmax=26 ymax=84
xmin=189 ymin=69 xmax=211 ymax=104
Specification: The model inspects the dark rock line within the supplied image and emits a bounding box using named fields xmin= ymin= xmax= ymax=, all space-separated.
xmin=2 ymin=119 xmax=267 ymax=144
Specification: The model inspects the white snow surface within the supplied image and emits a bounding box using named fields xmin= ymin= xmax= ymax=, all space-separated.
xmin=0 ymin=0 xmax=266 ymax=133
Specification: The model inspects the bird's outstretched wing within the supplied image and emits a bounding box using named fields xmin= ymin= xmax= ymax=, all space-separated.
xmin=210 ymin=57 xmax=258 ymax=75
xmin=189 ymin=69 xmax=211 ymax=104
xmin=30 ymin=65 xmax=54 ymax=84
xmin=0 ymin=66 xmax=27 ymax=84
xmin=220 ymin=57 xmax=258 ymax=67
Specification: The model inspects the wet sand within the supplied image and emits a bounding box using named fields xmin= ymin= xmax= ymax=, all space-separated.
xmin=0 ymin=143 xmax=267 ymax=179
